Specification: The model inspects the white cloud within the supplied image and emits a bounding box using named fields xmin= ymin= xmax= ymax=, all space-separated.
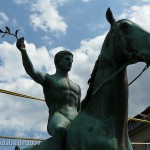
xmin=41 ymin=35 xmax=53 ymax=47
xmin=129 ymin=5 xmax=150 ymax=31
xmin=13 ymin=0 xmax=92 ymax=34
xmin=119 ymin=5 xmax=150 ymax=31
xmin=136 ymin=0 xmax=150 ymax=2
xmin=30 ymin=0 xmax=67 ymax=34
xmin=51 ymin=0 xmax=73 ymax=7
xmin=0 ymin=41 xmax=51 ymax=82
xmin=0 ymin=12 xmax=9 ymax=26
xmin=0 ymin=41 xmax=52 ymax=137
xmin=0 ymin=42 xmax=23 ymax=82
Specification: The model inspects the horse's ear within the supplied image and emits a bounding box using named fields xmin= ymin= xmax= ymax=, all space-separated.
xmin=106 ymin=8 xmax=116 ymax=26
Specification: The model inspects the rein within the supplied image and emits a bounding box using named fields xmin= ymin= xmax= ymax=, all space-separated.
xmin=92 ymin=62 xmax=128 ymax=96
xmin=92 ymin=62 xmax=149 ymax=97
xmin=128 ymin=64 xmax=149 ymax=86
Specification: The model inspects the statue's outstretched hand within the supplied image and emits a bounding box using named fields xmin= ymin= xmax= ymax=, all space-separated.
xmin=16 ymin=37 xmax=26 ymax=51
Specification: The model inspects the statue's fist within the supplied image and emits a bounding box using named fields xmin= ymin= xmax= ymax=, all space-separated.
xmin=16 ymin=37 xmax=26 ymax=51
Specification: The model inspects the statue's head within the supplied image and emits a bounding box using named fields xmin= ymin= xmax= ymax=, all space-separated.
xmin=54 ymin=50 xmax=73 ymax=71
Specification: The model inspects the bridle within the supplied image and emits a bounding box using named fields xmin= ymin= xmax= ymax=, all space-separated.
xmin=92 ymin=21 xmax=149 ymax=97
xmin=112 ymin=20 xmax=149 ymax=85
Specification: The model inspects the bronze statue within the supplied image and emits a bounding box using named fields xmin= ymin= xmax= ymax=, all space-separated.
xmin=15 ymin=8 xmax=150 ymax=150
xmin=16 ymin=39 xmax=81 ymax=150
xmin=65 ymin=8 xmax=150 ymax=150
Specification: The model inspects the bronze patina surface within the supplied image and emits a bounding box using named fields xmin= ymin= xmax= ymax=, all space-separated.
xmin=16 ymin=8 xmax=150 ymax=150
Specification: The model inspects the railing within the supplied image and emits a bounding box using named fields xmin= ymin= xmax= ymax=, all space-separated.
xmin=0 ymin=88 xmax=150 ymax=146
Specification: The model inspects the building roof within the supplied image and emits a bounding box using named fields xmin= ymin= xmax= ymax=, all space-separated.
xmin=128 ymin=106 xmax=150 ymax=133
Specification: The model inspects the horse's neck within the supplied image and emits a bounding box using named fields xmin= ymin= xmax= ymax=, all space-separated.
xmin=93 ymin=33 xmax=128 ymax=90
xmin=87 ymin=53 xmax=128 ymax=118
xmin=93 ymin=56 xmax=127 ymax=89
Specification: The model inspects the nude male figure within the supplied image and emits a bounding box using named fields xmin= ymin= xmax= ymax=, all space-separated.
xmin=16 ymin=38 xmax=81 ymax=150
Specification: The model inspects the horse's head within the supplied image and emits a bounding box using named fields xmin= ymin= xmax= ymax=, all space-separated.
xmin=106 ymin=8 xmax=150 ymax=65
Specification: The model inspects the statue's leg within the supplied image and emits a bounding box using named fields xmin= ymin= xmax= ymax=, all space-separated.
xmin=47 ymin=112 xmax=70 ymax=150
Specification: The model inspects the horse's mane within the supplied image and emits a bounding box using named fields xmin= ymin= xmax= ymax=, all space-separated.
xmin=81 ymin=59 xmax=99 ymax=109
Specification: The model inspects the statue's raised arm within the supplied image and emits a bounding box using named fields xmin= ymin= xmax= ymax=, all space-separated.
xmin=16 ymin=37 xmax=46 ymax=85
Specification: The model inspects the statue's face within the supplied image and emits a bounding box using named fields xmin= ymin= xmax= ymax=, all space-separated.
xmin=58 ymin=54 xmax=73 ymax=72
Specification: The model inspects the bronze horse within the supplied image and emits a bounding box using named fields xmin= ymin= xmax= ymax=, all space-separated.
xmin=65 ymin=8 xmax=150 ymax=150
xmin=20 ymin=8 xmax=150 ymax=150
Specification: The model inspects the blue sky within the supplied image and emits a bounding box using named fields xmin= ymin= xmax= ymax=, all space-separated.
xmin=0 ymin=0 xmax=150 ymax=149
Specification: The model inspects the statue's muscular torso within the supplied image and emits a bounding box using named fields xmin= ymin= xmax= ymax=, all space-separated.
xmin=43 ymin=73 xmax=81 ymax=121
